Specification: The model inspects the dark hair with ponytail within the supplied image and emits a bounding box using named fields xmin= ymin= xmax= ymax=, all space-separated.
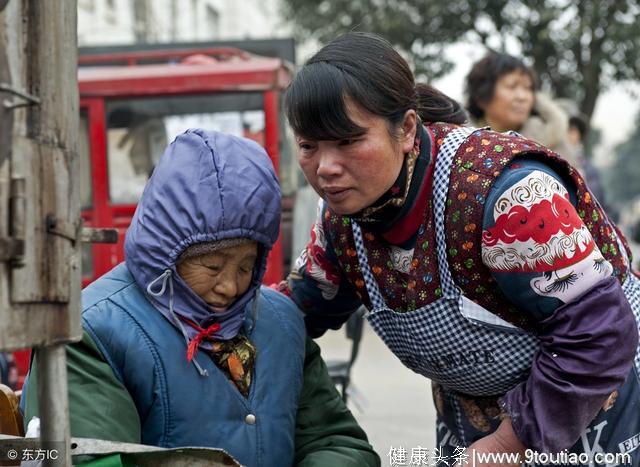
xmin=285 ymin=32 xmax=466 ymax=141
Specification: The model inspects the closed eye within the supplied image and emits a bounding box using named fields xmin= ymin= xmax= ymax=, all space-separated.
xmin=544 ymin=272 xmax=578 ymax=293
xmin=593 ymin=257 xmax=607 ymax=273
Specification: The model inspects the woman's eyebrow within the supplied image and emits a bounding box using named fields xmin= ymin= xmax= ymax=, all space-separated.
xmin=212 ymin=251 xmax=257 ymax=262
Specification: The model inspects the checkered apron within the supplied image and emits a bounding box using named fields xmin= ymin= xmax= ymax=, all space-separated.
xmin=353 ymin=126 xmax=640 ymax=455
xmin=352 ymin=127 xmax=540 ymax=397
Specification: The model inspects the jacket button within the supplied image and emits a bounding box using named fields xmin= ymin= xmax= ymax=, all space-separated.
xmin=245 ymin=414 xmax=256 ymax=425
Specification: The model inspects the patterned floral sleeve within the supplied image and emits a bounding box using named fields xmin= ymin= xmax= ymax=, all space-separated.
xmin=281 ymin=199 xmax=362 ymax=338
xmin=481 ymin=159 xmax=614 ymax=319
xmin=481 ymin=158 xmax=638 ymax=452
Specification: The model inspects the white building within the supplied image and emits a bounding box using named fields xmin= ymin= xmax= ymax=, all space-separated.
xmin=77 ymin=0 xmax=287 ymax=46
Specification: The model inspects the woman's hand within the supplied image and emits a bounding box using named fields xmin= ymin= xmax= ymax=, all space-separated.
xmin=465 ymin=418 xmax=526 ymax=467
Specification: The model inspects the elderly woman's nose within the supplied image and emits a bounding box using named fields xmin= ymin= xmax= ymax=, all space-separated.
xmin=213 ymin=274 xmax=238 ymax=298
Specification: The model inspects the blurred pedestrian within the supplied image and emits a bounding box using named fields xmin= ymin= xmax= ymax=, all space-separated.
xmin=465 ymin=52 xmax=578 ymax=167
xmin=0 ymin=353 xmax=17 ymax=390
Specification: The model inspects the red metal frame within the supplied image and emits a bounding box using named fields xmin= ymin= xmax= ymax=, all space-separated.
xmin=262 ymin=90 xmax=282 ymax=284
xmin=78 ymin=58 xmax=291 ymax=98
xmin=77 ymin=47 xmax=253 ymax=66
xmin=80 ymin=97 xmax=128 ymax=284
xmin=79 ymin=52 xmax=292 ymax=285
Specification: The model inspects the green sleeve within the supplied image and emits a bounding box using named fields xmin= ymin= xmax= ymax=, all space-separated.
xmin=23 ymin=330 xmax=141 ymax=443
xmin=294 ymin=337 xmax=380 ymax=467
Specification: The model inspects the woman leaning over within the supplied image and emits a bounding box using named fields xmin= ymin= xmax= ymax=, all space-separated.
xmin=278 ymin=32 xmax=640 ymax=465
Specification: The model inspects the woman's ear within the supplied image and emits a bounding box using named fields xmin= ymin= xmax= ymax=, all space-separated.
xmin=400 ymin=109 xmax=418 ymax=153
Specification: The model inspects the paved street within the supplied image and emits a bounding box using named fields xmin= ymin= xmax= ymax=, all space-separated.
xmin=317 ymin=322 xmax=438 ymax=465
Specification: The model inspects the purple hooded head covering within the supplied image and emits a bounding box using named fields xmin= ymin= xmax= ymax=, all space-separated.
xmin=124 ymin=129 xmax=280 ymax=372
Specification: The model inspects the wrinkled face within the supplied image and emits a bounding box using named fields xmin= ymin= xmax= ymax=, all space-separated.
xmin=481 ymin=69 xmax=534 ymax=132
xmin=295 ymin=102 xmax=417 ymax=215
xmin=177 ymin=242 xmax=258 ymax=312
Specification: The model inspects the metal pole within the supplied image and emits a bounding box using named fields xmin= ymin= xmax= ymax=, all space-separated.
xmin=36 ymin=345 xmax=71 ymax=466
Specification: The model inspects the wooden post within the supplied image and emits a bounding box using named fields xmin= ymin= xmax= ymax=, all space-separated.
xmin=0 ymin=0 xmax=81 ymax=346
xmin=0 ymin=1 xmax=79 ymax=465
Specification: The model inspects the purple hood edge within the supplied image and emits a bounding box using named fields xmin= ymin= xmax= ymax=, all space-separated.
xmin=124 ymin=129 xmax=281 ymax=343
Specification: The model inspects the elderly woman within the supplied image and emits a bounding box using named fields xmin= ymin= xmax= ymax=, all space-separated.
xmin=22 ymin=130 xmax=379 ymax=467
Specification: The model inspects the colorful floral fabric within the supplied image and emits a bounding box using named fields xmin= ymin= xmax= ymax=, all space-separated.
xmin=482 ymin=162 xmax=616 ymax=320
xmin=288 ymin=123 xmax=632 ymax=329
xmin=207 ymin=336 xmax=256 ymax=398
xmin=436 ymin=123 xmax=631 ymax=329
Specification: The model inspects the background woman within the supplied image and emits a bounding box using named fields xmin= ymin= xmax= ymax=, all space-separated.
xmin=465 ymin=52 xmax=576 ymax=167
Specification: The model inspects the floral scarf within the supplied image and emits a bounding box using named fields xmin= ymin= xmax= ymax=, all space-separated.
xmin=206 ymin=336 xmax=256 ymax=397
